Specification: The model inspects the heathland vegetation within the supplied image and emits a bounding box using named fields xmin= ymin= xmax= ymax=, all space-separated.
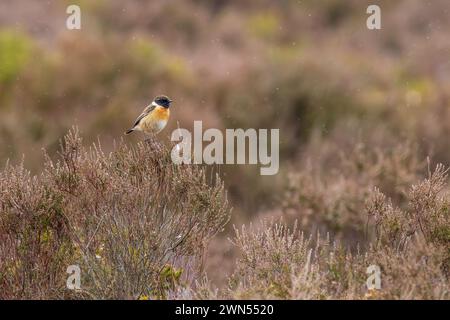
xmin=0 ymin=0 xmax=449 ymax=299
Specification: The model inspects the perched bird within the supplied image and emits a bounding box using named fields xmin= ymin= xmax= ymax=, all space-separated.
xmin=125 ymin=95 xmax=172 ymax=135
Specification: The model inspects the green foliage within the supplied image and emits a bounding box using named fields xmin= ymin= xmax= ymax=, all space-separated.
xmin=0 ymin=30 xmax=31 ymax=85
xmin=248 ymin=12 xmax=279 ymax=40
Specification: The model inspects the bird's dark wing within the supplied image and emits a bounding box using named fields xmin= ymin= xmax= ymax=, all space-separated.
xmin=131 ymin=104 xmax=156 ymax=129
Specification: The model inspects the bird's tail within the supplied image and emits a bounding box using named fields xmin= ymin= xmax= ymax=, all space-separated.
xmin=125 ymin=129 xmax=134 ymax=135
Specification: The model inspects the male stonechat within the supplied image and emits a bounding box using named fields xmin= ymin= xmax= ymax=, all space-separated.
xmin=125 ymin=95 xmax=172 ymax=135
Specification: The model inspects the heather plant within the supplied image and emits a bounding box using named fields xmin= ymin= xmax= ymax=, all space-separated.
xmin=366 ymin=162 xmax=450 ymax=274
xmin=282 ymin=143 xmax=424 ymax=246
xmin=0 ymin=129 xmax=230 ymax=299
xmin=218 ymin=163 xmax=449 ymax=300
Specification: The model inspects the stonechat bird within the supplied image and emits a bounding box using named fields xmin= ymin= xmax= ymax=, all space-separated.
xmin=125 ymin=95 xmax=172 ymax=135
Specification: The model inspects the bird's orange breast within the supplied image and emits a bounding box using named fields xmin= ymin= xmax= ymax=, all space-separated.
xmin=139 ymin=105 xmax=170 ymax=133
xmin=152 ymin=106 xmax=170 ymax=121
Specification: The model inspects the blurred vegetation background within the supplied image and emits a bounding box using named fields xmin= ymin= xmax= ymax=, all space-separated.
xmin=1 ymin=0 xmax=449 ymax=290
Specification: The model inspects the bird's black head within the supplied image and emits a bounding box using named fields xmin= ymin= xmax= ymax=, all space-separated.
xmin=154 ymin=95 xmax=173 ymax=108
